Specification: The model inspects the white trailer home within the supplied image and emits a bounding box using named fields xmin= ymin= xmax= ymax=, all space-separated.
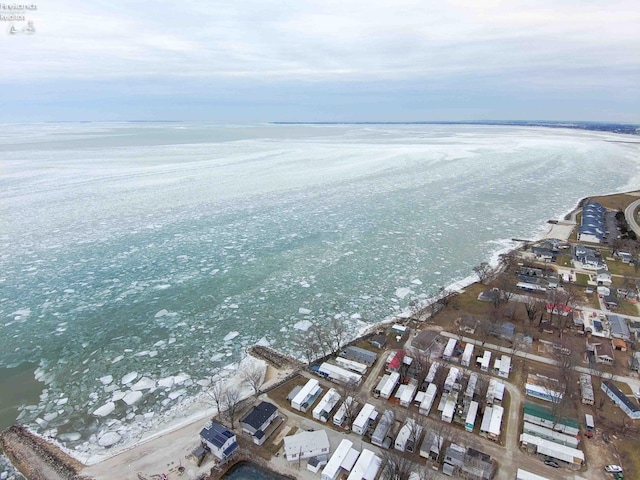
xmin=443 ymin=338 xmax=457 ymax=361
xmin=419 ymin=383 xmax=438 ymax=416
xmin=461 ymin=343 xmax=474 ymax=367
xmin=318 ymin=362 xmax=362 ymax=385
xmin=465 ymin=401 xmax=479 ymax=432
xmin=313 ymin=388 xmax=341 ymax=423
xmin=352 ymin=403 xmax=377 ymax=436
xmin=380 ymin=372 xmax=400 ymax=400
xmin=333 ymin=396 xmax=356 ymax=427
xmin=394 ymin=418 xmax=423 ymax=453
xmin=291 ymin=379 xmax=322 ymax=412
xmin=335 ymin=356 xmax=368 ymax=374
xmin=478 ymin=350 xmax=491 ymax=372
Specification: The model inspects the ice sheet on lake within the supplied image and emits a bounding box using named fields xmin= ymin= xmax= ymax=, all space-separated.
xmin=294 ymin=320 xmax=313 ymax=331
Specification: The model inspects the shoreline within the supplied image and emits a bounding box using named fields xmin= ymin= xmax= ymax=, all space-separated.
xmin=4 ymin=188 xmax=639 ymax=479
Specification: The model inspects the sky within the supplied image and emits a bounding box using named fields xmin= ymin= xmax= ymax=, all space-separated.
xmin=2 ymin=0 xmax=639 ymax=123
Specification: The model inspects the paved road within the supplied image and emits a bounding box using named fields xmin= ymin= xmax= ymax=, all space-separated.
xmin=624 ymin=198 xmax=640 ymax=237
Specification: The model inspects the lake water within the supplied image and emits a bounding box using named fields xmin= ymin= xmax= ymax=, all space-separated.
xmin=1 ymin=122 xmax=639 ymax=460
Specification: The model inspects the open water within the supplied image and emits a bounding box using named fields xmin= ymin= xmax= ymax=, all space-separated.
xmin=1 ymin=122 xmax=639 ymax=461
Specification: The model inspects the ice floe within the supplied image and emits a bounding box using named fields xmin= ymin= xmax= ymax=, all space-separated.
xmin=298 ymin=307 xmax=312 ymax=315
xmin=121 ymin=372 xmax=138 ymax=385
xmin=122 ymin=391 xmax=143 ymax=405
xmin=92 ymin=402 xmax=115 ymax=417
xmin=223 ymin=331 xmax=240 ymax=342
xmin=395 ymin=287 xmax=412 ymax=299
xmin=98 ymin=431 xmax=121 ymax=447
xmin=293 ymin=320 xmax=313 ymax=331
xmin=99 ymin=375 xmax=113 ymax=386
xmin=154 ymin=309 xmax=169 ymax=318
xmin=131 ymin=377 xmax=155 ymax=391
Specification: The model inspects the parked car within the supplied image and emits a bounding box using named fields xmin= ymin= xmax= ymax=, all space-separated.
xmin=605 ymin=465 xmax=623 ymax=473
xmin=544 ymin=460 xmax=560 ymax=468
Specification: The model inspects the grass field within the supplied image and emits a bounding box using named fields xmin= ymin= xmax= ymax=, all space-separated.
xmin=590 ymin=192 xmax=640 ymax=211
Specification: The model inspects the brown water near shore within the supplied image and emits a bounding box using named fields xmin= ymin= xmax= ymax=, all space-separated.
xmin=0 ymin=363 xmax=42 ymax=430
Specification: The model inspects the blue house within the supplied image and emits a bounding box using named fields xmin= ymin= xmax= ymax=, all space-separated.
xmin=200 ymin=421 xmax=239 ymax=462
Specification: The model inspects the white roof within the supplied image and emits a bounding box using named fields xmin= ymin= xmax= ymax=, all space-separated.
xmin=462 ymin=343 xmax=474 ymax=362
xmin=321 ymin=439 xmax=352 ymax=480
xmin=420 ymin=383 xmax=437 ymax=409
xmin=414 ymin=391 xmax=425 ymax=403
xmin=375 ymin=374 xmax=390 ymax=392
xmin=520 ymin=433 xmax=585 ymax=464
xmin=400 ymin=383 xmax=417 ymax=404
xmin=516 ymin=469 xmax=552 ymax=480
xmin=353 ymin=403 xmax=376 ymax=430
xmin=313 ymin=388 xmax=340 ymax=419
xmin=392 ymin=324 xmax=408 ymax=332
xmin=523 ymin=422 xmax=579 ymax=448
xmin=465 ymin=401 xmax=479 ymax=425
xmin=443 ymin=338 xmax=457 ymax=356
xmin=335 ymin=356 xmax=368 ymax=374
xmin=380 ymin=372 xmax=400 ymax=398
xmin=347 ymin=449 xmax=380 ymax=480
xmin=488 ymin=405 xmax=504 ymax=435
xmin=340 ymin=448 xmax=360 ymax=472
xmin=442 ymin=397 xmax=456 ymax=419
xmin=395 ymin=419 xmax=422 ymax=449
xmin=500 ymin=355 xmax=511 ymax=371
xmin=319 ymin=362 xmax=362 ymax=383
xmin=480 ymin=407 xmax=493 ymax=432
xmin=284 ymin=430 xmax=330 ymax=458
xmin=333 ymin=396 xmax=354 ymax=424
xmin=292 ymin=378 xmax=320 ymax=406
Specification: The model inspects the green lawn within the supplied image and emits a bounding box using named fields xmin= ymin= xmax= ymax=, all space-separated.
xmin=557 ymin=255 xmax=572 ymax=267
xmin=607 ymin=260 xmax=637 ymax=277
xmin=575 ymin=273 xmax=590 ymax=286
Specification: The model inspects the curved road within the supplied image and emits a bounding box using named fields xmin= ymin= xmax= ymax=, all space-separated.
xmin=624 ymin=198 xmax=640 ymax=237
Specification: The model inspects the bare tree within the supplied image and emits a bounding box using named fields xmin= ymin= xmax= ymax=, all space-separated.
xmin=335 ymin=379 xmax=363 ymax=430
xmin=240 ymin=362 xmax=265 ymax=398
xmin=329 ymin=316 xmax=349 ymax=351
xmin=411 ymin=348 xmax=432 ymax=388
xmin=291 ymin=332 xmax=320 ymax=364
xmin=475 ymin=317 xmax=493 ymax=347
xmin=379 ymin=449 xmax=414 ymax=480
xmin=207 ymin=379 xmax=225 ymax=418
xmin=473 ymin=262 xmax=493 ymax=285
xmin=524 ymin=296 xmax=543 ymax=326
xmin=222 ymin=386 xmax=243 ymax=429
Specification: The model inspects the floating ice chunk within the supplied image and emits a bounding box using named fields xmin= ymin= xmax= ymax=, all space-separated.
xmin=121 ymin=372 xmax=138 ymax=385
xmin=153 ymin=284 xmax=171 ymax=290
xmin=256 ymin=337 xmax=270 ymax=347
xmin=210 ymin=353 xmax=224 ymax=362
xmin=153 ymin=340 xmax=166 ymax=347
xmin=111 ymin=390 xmax=126 ymax=402
xmin=279 ymin=327 xmax=287 ymax=332
xmin=131 ymin=377 xmax=155 ymax=391
xmin=173 ymin=373 xmax=190 ymax=385
xmin=395 ymin=287 xmax=412 ymax=299
xmin=300 ymin=282 xmax=310 ymax=288
xmin=63 ymin=289 xmax=75 ymax=294
xmin=298 ymin=307 xmax=312 ymax=315
xmin=99 ymin=375 xmax=113 ymax=386
xmin=228 ymin=304 xmax=239 ymax=309
xmin=197 ymin=379 xmax=210 ymax=387
xmin=154 ymin=309 xmax=169 ymax=318
xmin=293 ymin=320 xmax=313 ymax=331
xmin=98 ymin=431 xmax=121 ymax=447
xmin=350 ymin=313 xmax=361 ymax=320
xmin=223 ymin=331 xmax=240 ymax=342
xmin=58 ymin=432 xmax=81 ymax=442
xmin=43 ymin=412 xmax=58 ymax=422
xmin=92 ymin=402 xmax=115 ymax=417
xmin=168 ymin=337 xmax=176 ymax=344
xmin=111 ymin=356 xmax=124 ymax=364
xmin=56 ymin=397 xmax=68 ymax=406
xmin=157 ymin=377 xmax=174 ymax=388
xmin=122 ymin=390 xmax=143 ymax=405
xmin=148 ymin=351 xmax=158 ymax=358
xmin=168 ymin=389 xmax=186 ymax=400
xmin=411 ymin=279 xmax=423 ymax=285
xmin=134 ymin=350 xmax=150 ymax=357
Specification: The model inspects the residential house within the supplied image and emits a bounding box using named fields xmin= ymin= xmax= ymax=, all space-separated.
xmin=340 ymin=346 xmax=377 ymax=366
xmin=587 ymin=338 xmax=614 ymax=365
xmin=291 ymin=379 xmax=322 ymax=412
xmin=601 ymin=381 xmax=640 ymax=419
xmin=240 ymin=401 xmax=278 ymax=445
xmin=284 ymin=430 xmax=330 ymax=462
xmin=609 ymin=314 xmax=631 ymax=340
xmin=199 ymin=422 xmax=239 ymax=463
xmin=369 ymin=335 xmax=387 ymax=349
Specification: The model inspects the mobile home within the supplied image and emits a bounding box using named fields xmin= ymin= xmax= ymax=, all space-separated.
xmin=465 ymin=401 xmax=479 ymax=432
xmin=291 ymin=379 xmax=322 ymax=412
xmin=419 ymin=383 xmax=438 ymax=416
xmin=352 ymin=403 xmax=377 ymax=436
xmin=313 ymin=388 xmax=341 ymax=423
xmin=443 ymin=338 xmax=457 ymax=361
xmin=461 ymin=343 xmax=474 ymax=367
